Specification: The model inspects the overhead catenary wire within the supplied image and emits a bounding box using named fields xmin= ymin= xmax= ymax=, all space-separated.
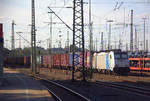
xmin=48 ymin=7 xmax=73 ymax=31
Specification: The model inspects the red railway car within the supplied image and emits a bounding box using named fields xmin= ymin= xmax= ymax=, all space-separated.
xmin=85 ymin=52 xmax=92 ymax=68
xmin=43 ymin=55 xmax=48 ymax=67
xmin=47 ymin=55 xmax=53 ymax=68
xmin=53 ymin=54 xmax=61 ymax=68
xmin=79 ymin=52 xmax=90 ymax=68
xmin=60 ymin=54 xmax=69 ymax=68
xmin=129 ymin=57 xmax=150 ymax=71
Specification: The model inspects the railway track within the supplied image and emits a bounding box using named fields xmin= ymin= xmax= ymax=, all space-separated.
xmin=96 ymin=80 xmax=150 ymax=97
xmin=34 ymin=76 xmax=91 ymax=101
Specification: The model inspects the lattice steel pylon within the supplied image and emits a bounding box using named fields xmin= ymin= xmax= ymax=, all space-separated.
xmin=72 ymin=0 xmax=85 ymax=81
xmin=31 ymin=0 xmax=37 ymax=74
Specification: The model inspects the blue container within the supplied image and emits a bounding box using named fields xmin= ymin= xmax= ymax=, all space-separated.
xmin=69 ymin=53 xmax=79 ymax=66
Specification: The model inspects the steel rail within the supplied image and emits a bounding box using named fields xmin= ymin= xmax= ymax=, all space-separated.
xmin=96 ymin=80 xmax=150 ymax=97
xmin=43 ymin=83 xmax=62 ymax=101
xmin=35 ymin=76 xmax=91 ymax=101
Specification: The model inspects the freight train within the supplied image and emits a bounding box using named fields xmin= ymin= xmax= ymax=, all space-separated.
xmin=4 ymin=50 xmax=130 ymax=74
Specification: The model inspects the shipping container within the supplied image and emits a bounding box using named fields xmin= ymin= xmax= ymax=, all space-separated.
xmin=52 ymin=54 xmax=58 ymax=67
xmin=60 ymin=54 xmax=69 ymax=68
xmin=54 ymin=54 xmax=61 ymax=67
xmin=61 ymin=54 xmax=65 ymax=67
xmin=65 ymin=54 xmax=69 ymax=67
xmin=85 ymin=51 xmax=91 ymax=68
xmin=69 ymin=53 xmax=79 ymax=67
xmin=47 ymin=55 xmax=52 ymax=68
xmin=43 ymin=55 xmax=48 ymax=67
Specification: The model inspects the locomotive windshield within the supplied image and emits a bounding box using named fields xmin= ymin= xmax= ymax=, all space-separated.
xmin=114 ymin=52 xmax=128 ymax=59
xmin=114 ymin=54 xmax=121 ymax=59
xmin=122 ymin=53 xmax=128 ymax=59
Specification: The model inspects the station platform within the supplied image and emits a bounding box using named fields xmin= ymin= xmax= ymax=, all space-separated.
xmin=0 ymin=68 xmax=54 ymax=101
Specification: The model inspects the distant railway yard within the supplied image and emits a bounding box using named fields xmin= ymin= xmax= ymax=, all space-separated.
xmin=3 ymin=51 xmax=150 ymax=101
xmin=1 ymin=0 xmax=150 ymax=101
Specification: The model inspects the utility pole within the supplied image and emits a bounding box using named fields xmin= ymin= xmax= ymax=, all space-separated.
xmin=130 ymin=10 xmax=133 ymax=52
xmin=89 ymin=0 xmax=93 ymax=69
xmin=126 ymin=43 xmax=128 ymax=52
xmin=137 ymin=37 xmax=140 ymax=51
xmin=134 ymin=26 xmax=137 ymax=51
xmin=118 ymin=39 xmax=121 ymax=49
xmin=114 ymin=41 xmax=117 ymax=49
xmin=31 ymin=0 xmax=37 ymax=74
xmin=96 ymin=38 xmax=98 ymax=52
xmin=146 ymin=40 xmax=148 ymax=52
xmin=48 ymin=11 xmax=53 ymax=54
xmin=11 ymin=20 xmax=16 ymax=50
xmin=143 ymin=18 xmax=146 ymax=52
xmin=67 ymin=31 xmax=70 ymax=52
xmin=101 ymin=32 xmax=103 ymax=51
xmin=73 ymin=0 xmax=85 ymax=81
xmin=107 ymin=20 xmax=113 ymax=50
xmin=47 ymin=39 xmax=49 ymax=49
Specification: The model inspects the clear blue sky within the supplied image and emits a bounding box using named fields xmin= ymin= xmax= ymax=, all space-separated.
xmin=0 ymin=0 xmax=150 ymax=51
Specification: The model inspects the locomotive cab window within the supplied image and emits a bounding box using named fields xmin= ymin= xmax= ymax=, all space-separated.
xmin=122 ymin=54 xmax=128 ymax=59
xmin=114 ymin=54 xmax=121 ymax=59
